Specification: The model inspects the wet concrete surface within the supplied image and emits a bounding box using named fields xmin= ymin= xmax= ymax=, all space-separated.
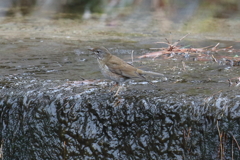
xmin=1 ymin=34 xmax=240 ymax=159
xmin=1 ymin=72 xmax=240 ymax=159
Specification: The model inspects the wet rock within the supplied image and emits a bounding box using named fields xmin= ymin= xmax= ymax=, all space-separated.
xmin=1 ymin=75 xmax=240 ymax=159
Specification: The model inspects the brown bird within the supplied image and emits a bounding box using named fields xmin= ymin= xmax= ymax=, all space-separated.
xmin=89 ymin=47 xmax=163 ymax=95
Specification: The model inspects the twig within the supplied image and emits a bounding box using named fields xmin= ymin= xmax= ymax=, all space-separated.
xmin=212 ymin=43 xmax=220 ymax=51
xmin=149 ymin=48 xmax=164 ymax=50
xmin=156 ymin=33 xmax=190 ymax=49
xmin=63 ymin=140 xmax=66 ymax=160
xmin=172 ymin=33 xmax=190 ymax=47
xmin=217 ymin=120 xmax=223 ymax=160
xmin=231 ymin=133 xmax=240 ymax=151
xmin=228 ymin=79 xmax=233 ymax=87
xmin=169 ymin=33 xmax=190 ymax=51
xmin=155 ymin=42 xmax=170 ymax=45
xmin=0 ymin=139 xmax=3 ymax=160
xmin=182 ymin=61 xmax=186 ymax=71
xmin=131 ymin=50 xmax=134 ymax=64
xmin=214 ymin=43 xmax=220 ymax=48
xmin=170 ymin=32 xmax=172 ymax=44
xmin=212 ymin=55 xmax=217 ymax=62
xmin=200 ymin=45 xmax=214 ymax=49
xmin=232 ymin=139 xmax=234 ymax=160
xmin=165 ymin=38 xmax=170 ymax=44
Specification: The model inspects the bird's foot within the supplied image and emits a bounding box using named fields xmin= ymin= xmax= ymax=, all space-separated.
xmin=113 ymin=85 xmax=125 ymax=97
xmin=110 ymin=83 xmax=119 ymax=92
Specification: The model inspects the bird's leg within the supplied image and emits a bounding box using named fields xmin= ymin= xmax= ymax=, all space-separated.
xmin=114 ymin=84 xmax=123 ymax=96
xmin=110 ymin=82 xmax=119 ymax=91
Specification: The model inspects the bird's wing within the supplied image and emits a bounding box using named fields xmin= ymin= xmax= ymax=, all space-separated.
xmin=106 ymin=57 xmax=141 ymax=78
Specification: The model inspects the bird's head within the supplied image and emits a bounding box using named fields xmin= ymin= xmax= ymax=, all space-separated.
xmin=88 ymin=47 xmax=111 ymax=60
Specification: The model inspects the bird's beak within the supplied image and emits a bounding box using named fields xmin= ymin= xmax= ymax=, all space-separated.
xmin=88 ymin=48 xmax=96 ymax=55
xmin=88 ymin=48 xmax=99 ymax=58
xmin=88 ymin=48 xmax=94 ymax=51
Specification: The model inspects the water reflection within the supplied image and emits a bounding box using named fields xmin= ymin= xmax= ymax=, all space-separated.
xmin=1 ymin=0 xmax=239 ymax=19
xmin=0 ymin=0 xmax=239 ymax=34
xmin=1 ymin=0 xmax=101 ymax=18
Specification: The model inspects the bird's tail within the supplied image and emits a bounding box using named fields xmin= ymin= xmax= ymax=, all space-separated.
xmin=141 ymin=70 xmax=164 ymax=76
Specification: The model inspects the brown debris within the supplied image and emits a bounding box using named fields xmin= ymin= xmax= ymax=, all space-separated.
xmin=138 ymin=34 xmax=240 ymax=66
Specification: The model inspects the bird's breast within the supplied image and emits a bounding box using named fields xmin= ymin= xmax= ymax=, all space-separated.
xmin=97 ymin=59 xmax=128 ymax=83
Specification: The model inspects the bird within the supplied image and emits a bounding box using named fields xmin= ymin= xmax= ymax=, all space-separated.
xmin=89 ymin=47 xmax=164 ymax=95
